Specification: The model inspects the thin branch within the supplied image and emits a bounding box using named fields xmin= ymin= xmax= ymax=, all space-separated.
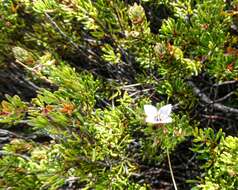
xmin=187 ymin=81 xmax=238 ymax=114
xmin=65 ymin=176 xmax=80 ymax=183
xmin=187 ymin=81 xmax=212 ymax=104
xmin=120 ymin=83 xmax=142 ymax=89
xmin=213 ymin=80 xmax=238 ymax=87
xmin=109 ymin=2 xmax=124 ymax=33
xmin=44 ymin=12 xmax=80 ymax=51
xmin=128 ymin=88 xmax=152 ymax=97
xmin=14 ymin=60 xmax=52 ymax=85
xmin=201 ymin=114 xmax=235 ymax=121
xmin=212 ymin=102 xmax=238 ymax=114
xmin=75 ymin=5 xmax=135 ymax=67
xmin=44 ymin=12 xmax=98 ymax=59
xmin=0 ymin=150 xmax=30 ymax=161
xmin=0 ymin=129 xmax=21 ymax=138
xmin=214 ymin=91 xmax=236 ymax=102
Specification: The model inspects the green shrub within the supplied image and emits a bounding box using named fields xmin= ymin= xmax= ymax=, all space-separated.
xmin=192 ymin=129 xmax=238 ymax=189
xmin=0 ymin=0 xmax=237 ymax=189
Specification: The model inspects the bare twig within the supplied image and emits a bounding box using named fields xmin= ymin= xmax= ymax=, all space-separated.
xmin=0 ymin=129 xmax=21 ymax=138
xmin=214 ymin=91 xmax=236 ymax=102
xmin=201 ymin=114 xmax=235 ymax=121
xmin=120 ymin=83 xmax=142 ymax=89
xmin=213 ymin=80 xmax=238 ymax=87
xmin=65 ymin=176 xmax=80 ymax=183
xmin=44 ymin=12 xmax=98 ymax=59
xmin=187 ymin=81 xmax=238 ymax=114
xmin=14 ymin=60 xmax=52 ymax=85
xmin=128 ymin=88 xmax=153 ymax=97
xmin=44 ymin=12 xmax=80 ymax=51
xmin=0 ymin=150 xmax=30 ymax=161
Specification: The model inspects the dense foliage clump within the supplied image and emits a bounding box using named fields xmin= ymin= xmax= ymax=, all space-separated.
xmin=0 ymin=0 xmax=237 ymax=189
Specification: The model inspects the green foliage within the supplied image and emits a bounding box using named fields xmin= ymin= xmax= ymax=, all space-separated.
xmin=192 ymin=129 xmax=238 ymax=190
xmin=140 ymin=113 xmax=193 ymax=163
xmin=0 ymin=95 xmax=27 ymax=126
xmin=0 ymin=64 xmax=148 ymax=189
xmin=0 ymin=0 xmax=237 ymax=189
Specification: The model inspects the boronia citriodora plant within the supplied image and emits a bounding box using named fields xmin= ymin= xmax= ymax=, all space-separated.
xmin=0 ymin=0 xmax=237 ymax=189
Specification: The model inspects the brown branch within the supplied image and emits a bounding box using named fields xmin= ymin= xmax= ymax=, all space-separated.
xmin=187 ymin=81 xmax=238 ymax=114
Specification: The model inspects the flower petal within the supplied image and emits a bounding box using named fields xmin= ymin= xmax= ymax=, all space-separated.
xmin=159 ymin=117 xmax=172 ymax=124
xmin=144 ymin=105 xmax=158 ymax=117
xmin=145 ymin=116 xmax=157 ymax=123
xmin=158 ymin=104 xmax=172 ymax=117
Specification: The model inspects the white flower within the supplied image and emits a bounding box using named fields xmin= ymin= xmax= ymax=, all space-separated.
xmin=144 ymin=104 xmax=172 ymax=124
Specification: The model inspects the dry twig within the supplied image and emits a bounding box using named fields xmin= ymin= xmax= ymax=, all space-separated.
xmin=187 ymin=81 xmax=238 ymax=114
